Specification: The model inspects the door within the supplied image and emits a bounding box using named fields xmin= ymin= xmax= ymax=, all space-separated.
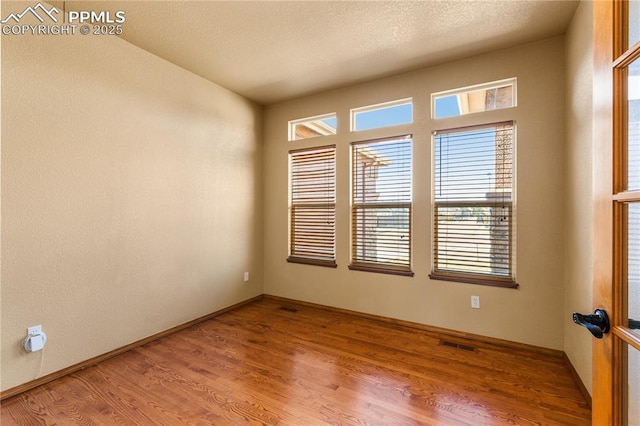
xmin=593 ymin=1 xmax=640 ymax=424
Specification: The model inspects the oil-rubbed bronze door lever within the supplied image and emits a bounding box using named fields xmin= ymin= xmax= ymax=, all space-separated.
xmin=572 ymin=309 xmax=610 ymax=339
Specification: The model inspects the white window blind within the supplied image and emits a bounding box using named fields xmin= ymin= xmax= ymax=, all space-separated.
xmin=288 ymin=146 xmax=337 ymax=267
xmin=350 ymin=135 xmax=413 ymax=276
xmin=431 ymin=122 xmax=518 ymax=288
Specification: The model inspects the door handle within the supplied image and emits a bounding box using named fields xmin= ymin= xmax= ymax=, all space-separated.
xmin=572 ymin=308 xmax=610 ymax=339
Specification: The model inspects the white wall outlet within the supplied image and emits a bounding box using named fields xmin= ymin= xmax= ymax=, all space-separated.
xmin=243 ymin=272 xmax=249 ymax=282
xmin=471 ymin=296 xmax=480 ymax=309
xmin=27 ymin=325 xmax=42 ymax=336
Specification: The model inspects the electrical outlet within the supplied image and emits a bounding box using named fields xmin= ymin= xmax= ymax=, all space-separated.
xmin=27 ymin=325 xmax=42 ymax=336
xmin=243 ymin=272 xmax=249 ymax=282
xmin=24 ymin=325 xmax=46 ymax=352
xmin=471 ymin=296 xmax=480 ymax=309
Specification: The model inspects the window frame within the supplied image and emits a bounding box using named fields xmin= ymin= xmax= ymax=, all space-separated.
xmin=287 ymin=145 xmax=337 ymax=268
xmin=349 ymin=134 xmax=414 ymax=277
xmin=350 ymin=98 xmax=413 ymax=132
xmin=429 ymin=121 xmax=518 ymax=289
xmin=288 ymin=113 xmax=337 ymax=141
xmin=431 ymin=78 xmax=517 ymax=119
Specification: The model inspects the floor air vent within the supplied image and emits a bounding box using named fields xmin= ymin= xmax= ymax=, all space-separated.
xmin=279 ymin=306 xmax=298 ymax=313
xmin=440 ymin=340 xmax=476 ymax=352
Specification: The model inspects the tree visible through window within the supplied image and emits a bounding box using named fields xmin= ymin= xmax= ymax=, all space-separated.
xmin=430 ymin=122 xmax=518 ymax=288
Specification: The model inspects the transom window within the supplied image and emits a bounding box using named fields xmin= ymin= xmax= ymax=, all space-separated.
xmin=289 ymin=113 xmax=337 ymax=141
xmin=432 ymin=78 xmax=516 ymax=119
xmin=351 ymin=99 xmax=413 ymax=132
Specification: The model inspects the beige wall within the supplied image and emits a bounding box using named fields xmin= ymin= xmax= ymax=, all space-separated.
xmin=1 ymin=10 xmax=263 ymax=390
xmin=1 ymin=0 xmax=594 ymax=396
xmin=264 ymin=37 xmax=567 ymax=350
xmin=564 ymin=0 xmax=594 ymax=395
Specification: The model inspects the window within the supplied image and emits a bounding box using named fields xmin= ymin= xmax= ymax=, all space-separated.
xmin=430 ymin=122 xmax=518 ymax=288
xmin=289 ymin=113 xmax=337 ymax=141
xmin=288 ymin=146 xmax=337 ymax=267
xmin=350 ymin=135 xmax=413 ymax=276
xmin=351 ymin=99 xmax=413 ymax=131
xmin=432 ymin=78 xmax=516 ymax=119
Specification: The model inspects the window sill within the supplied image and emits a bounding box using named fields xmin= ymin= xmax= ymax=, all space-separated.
xmin=429 ymin=271 xmax=519 ymax=289
xmin=287 ymin=257 xmax=337 ymax=268
xmin=349 ymin=263 xmax=414 ymax=277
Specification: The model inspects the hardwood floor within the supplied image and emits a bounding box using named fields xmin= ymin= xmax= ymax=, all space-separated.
xmin=1 ymin=297 xmax=591 ymax=425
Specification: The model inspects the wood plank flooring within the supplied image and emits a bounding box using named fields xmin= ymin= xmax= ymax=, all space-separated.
xmin=1 ymin=297 xmax=591 ymax=425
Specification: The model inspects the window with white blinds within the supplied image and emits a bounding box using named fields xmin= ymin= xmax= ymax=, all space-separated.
xmin=350 ymin=135 xmax=413 ymax=276
xmin=430 ymin=122 xmax=518 ymax=288
xmin=288 ymin=145 xmax=337 ymax=267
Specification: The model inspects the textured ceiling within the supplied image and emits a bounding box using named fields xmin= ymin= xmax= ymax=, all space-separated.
xmin=60 ymin=1 xmax=579 ymax=105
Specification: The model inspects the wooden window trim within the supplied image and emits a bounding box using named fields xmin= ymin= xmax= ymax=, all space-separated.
xmin=429 ymin=271 xmax=519 ymax=289
xmin=287 ymin=256 xmax=337 ymax=268
xmin=349 ymin=262 xmax=414 ymax=277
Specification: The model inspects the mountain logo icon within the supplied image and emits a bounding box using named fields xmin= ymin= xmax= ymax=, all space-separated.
xmin=1 ymin=2 xmax=59 ymax=24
